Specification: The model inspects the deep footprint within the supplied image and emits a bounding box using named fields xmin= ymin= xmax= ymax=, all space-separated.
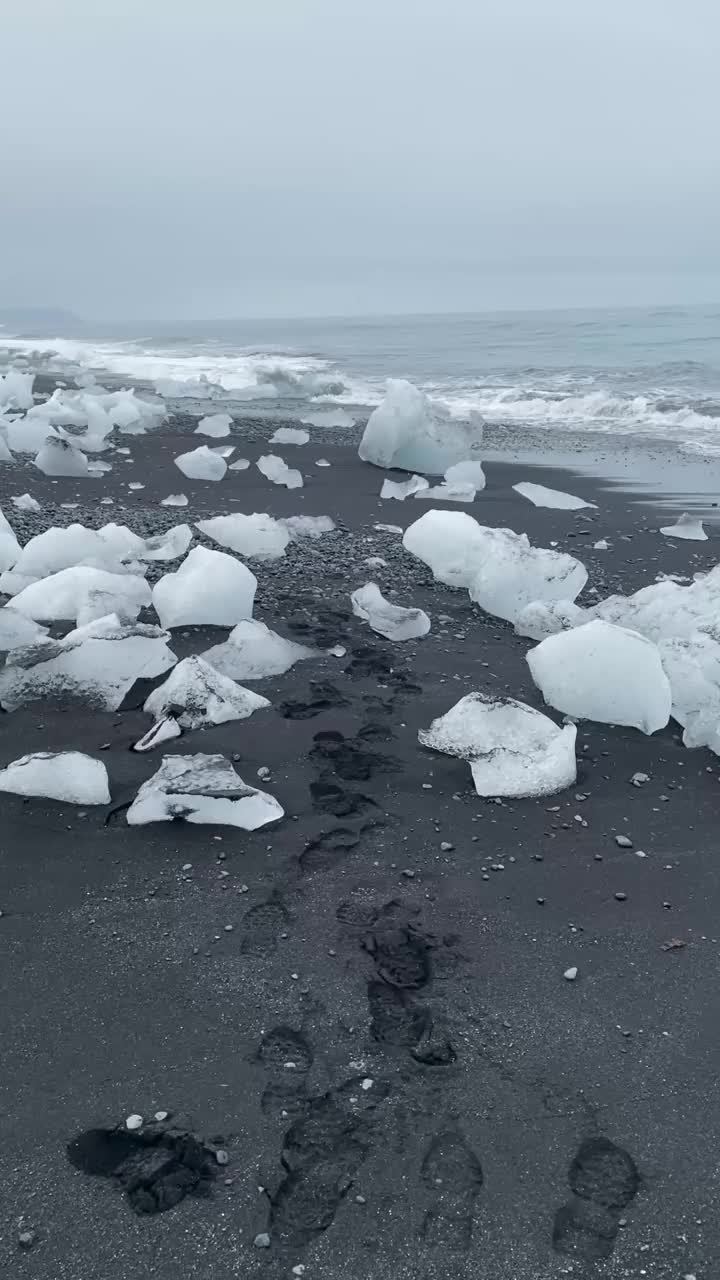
xmin=310 ymin=778 xmax=379 ymax=819
xmin=310 ymin=730 xmax=399 ymax=783
xmin=66 ymin=1124 xmax=216 ymax=1214
xmin=421 ymin=1129 xmax=484 ymax=1250
xmin=363 ymin=926 xmax=432 ymax=989
xmin=280 ymin=682 xmax=350 ymax=720
xmin=240 ymin=892 xmax=291 ymax=957
xmin=300 ymin=826 xmax=363 ymax=872
xmin=553 ymin=1136 xmax=640 ymax=1261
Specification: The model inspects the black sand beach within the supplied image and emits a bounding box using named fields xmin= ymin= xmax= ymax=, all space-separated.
xmin=1 ymin=405 xmax=718 ymax=1279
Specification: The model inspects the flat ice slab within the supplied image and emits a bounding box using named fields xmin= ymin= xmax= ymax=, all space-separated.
xmin=513 ymin=482 xmax=596 ymax=510
xmin=659 ymin=513 xmax=707 ymax=541
xmin=0 ymin=751 xmax=110 ymax=804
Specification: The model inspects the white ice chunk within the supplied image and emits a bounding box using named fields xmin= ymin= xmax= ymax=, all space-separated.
xmin=469 ymin=536 xmax=588 ymax=625
xmin=174 ymin=446 xmax=227 ymax=481
xmin=202 ymin=618 xmax=314 ymax=680
xmin=280 ymin=515 xmax=336 ymax=539
xmin=351 ymin=582 xmax=430 ymax=641
xmin=0 ymin=427 xmax=12 ymax=462
xmin=514 ymin=599 xmax=585 ymax=641
xmin=414 ymin=481 xmax=476 ymax=503
xmin=402 ymin=511 xmax=498 ymax=587
xmin=11 ymin=494 xmax=42 ymax=513
xmin=359 ymin=379 xmax=484 ymax=475
xmin=0 ymin=618 xmax=176 ymax=711
xmin=139 ymin=525 xmax=193 ymax=561
xmin=381 ymin=474 xmax=430 ymax=500
xmin=144 ymin=654 xmax=270 ymax=730
xmin=161 ymin=493 xmax=189 ymax=507
xmin=10 ymin=566 xmax=151 ymax=622
xmin=257 ymin=454 xmax=303 ymax=489
xmin=126 ymin=753 xmax=283 ymax=828
xmin=0 ymin=369 xmax=35 ymax=410
xmin=229 ymin=458 xmax=250 ymax=471
xmin=195 ymin=412 xmax=232 ymax=437
xmin=152 ymin=546 xmax=256 ymax=628
xmin=444 ymin=460 xmax=486 ymax=491
xmin=14 ymin=523 xmax=133 ymax=579
xmin=659 ymin=513 xmax=707 ymax=541
xmin=0 ymin=507 xmax=21 ymax=571
xmin=0 ymin=608 xmax=47 ymax=649
xmin=586 ymin=566 xmax=720 ymax=643
xmin=133 ymin=716 xmax=182 ymax=752
xmin=35 ymin=436 xmax=89 ymax=477
xmin=527 ymin=619 xmax=671 ymax=734
xmin=270 ymin=427 xmax=309 ymax=445
xmin=196 ymin=513 xmax=289 ymax=561
xmin=315 ymin=458 xmax=331 ymax=468
xmin=657 ymin=632 xmax=720 ymax=753
xmin=0 ymin=751 xmax=110 ymax=805
xmin=513 ymin=482 xmax=596 ymax=510
xmin=419 ymin=692 xmax=577 ymax=798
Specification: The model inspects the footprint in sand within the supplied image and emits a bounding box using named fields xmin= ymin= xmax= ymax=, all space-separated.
xmin=552 ymin=1136 xmax=640 ymax=1260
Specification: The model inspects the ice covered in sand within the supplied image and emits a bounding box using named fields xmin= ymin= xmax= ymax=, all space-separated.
xmin=659 ymin=513 xmax=707 ymax=541
xmin=359 ymin=379 xmax=484 ymax=475
xmin=351 ymin=582 xmax=430 ymax=641
xmin=11 ymin=494 xmax=41 ymax=513
xmin=0 ymin=615 xmax=176 ymax=711
xmin=527 ymin=619 xmax=671 ymax=734
xmin=161 ymin=493 xmax=189 ymax=507
xmin=270 ymin=427 xmax=309 ymax=445
xmin=202 ymin=618 xmax=314 ymax=681
xmin=174 ymin=445 xmax=227 ymax=481
xmin=9 ymin=566 xmax=151 ymax=622
xmin=469 ymin=535 xmax=587 ymax=624
xmin=196 ymin=513 xmax=290 ymax=561
xmin=381 ymin=474 xmax=430 ymax=500
xmin=0 ymin=506 xmax=21 ymax=572
xmin=0 ymin=369 xmax=34 ymax=410
xmin=152 ymin=546 xmax=256 ymax=628
xmin=195 ymin=412 xmax=232 ymax=438
xmin=0 ymin=608 xmax=47 ymax=650
xmin=257 ymin=454 xmax=303 ymax=489
xmin=658 ymin=632 xmax=720 ymax=753
xmin=144 ymin=655 xmax=270 ymax=730
xmin=0 ymin=751 xmax=110 ymax=805
xmin=419 ymin=692 xmax=577 ymax=798
xmin=280 ymin=515 xmax=335 ymax=539
xmin=513 ymin=482 xmax=596 ymax=510
xmin=126 ymin=753 xmax=284 ymax=829
xmin=35 ymin=436 xmax=90 ymax=477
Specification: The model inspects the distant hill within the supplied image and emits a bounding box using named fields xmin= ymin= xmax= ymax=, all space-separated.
xmin=0 ymin=307 xmax=82 ymax=336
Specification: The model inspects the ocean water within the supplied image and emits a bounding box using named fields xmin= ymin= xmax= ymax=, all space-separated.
xmin=2 ymin=304 xmax=720 ymax=455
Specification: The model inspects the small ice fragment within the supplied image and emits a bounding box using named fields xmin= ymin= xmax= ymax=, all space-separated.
xmin=140 ymin=525 xmax=193 ymax=562
xmin=152 ymin=547 xmax=256 ymax=628
xmin=513 ymin=482 xmax=596 ymax=510
xmin=380 ymin=474 xmax=430 ymax=500
xmin=444 ymin=459 xmax=486 ymax=491
xmin=195 ymin=412 xmax=232 ymax=437
xmin=154 ymin=1111 xmax=169 ymax=1122
xmin=161 ymin=493 xmax=189 ymax=507
xmin=315 ymin=458 xmax=331 ymax=467
xmin=270 ymin=427 xmax=309 ymax=445
xmin=125 ymin=1115 xmax=143 ymax=1131
xmin=11 ymin=494 xmax=41 ymax=513
xmin=414 ymin=481 xmax=477 ymax=503
xmin=351 ymin=581 xmax=430 ymax=641
xmin=257 ymin=454 xmax=303 ymax=489
xmin=128 ymin=482 xmax=144 ymax=491
xmin=659 ymin=513 xmax=707 ymax=541
xmin=174 ymin=446 xmax=227 ymax=481
xmin=0 ymin=751 xmax=110 ymax=804
xmin=202 ymin=618 xmax=314 ymax=680
xmin=374 ymin=523 xmax=402 ymax=535
xmin=196 ymin=513 xmax=289 ymax=560
xmin=280 ymin=515 xmax=335 ymax=539
xmin=133 ymin=716 xmax=182 ymax=752
xmin=527 ymin=619 xmax=671 ymax=734
xmin=593 ymin=539 xmax=609 ymax=550
xmin=229 ymin=458 xmax=250 ymax=471
xmin=35 ymin=436 xmax=89 ymax=477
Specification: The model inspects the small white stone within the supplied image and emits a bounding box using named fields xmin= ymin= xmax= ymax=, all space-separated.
xmin=125 ymin=1114 xmax=143 ymax=1130
xmin=257 ymin=766 xmax=271 ymax=781
xmin=154 ymin=1110 xmax=168 ymax=1122
xmin=361 ymin=1078 xmax=373 ymax=1090
xmin=631 ymin=772 xmax=650 ymax=787
xmin=253 ymin=1233 xmax=271 ymax=1249
xmin=292 ymin=1266 xmax=306 ymax=1276
xmin=564 ymin=967 xmax=578 ymax=981
xmin=615 ymin=835 xmax=633 ymax=848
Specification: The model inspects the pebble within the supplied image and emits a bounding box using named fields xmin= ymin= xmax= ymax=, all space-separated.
xmin=215 ymin=1149 xmax=229 ymax=1165
xmin=614 ymin=892 xmax=628 ymax=902
xmin=253 ymin=1233 xmax=271 ymax=1249
xmin=125 ymin=1114 xmax=143 ymax=1131
xmin=257 ymin=766 xmax=271 ymax=781
xmin=615 ymin=835 xmax=633 ymax=848
xmin=401 ymin=868 xmax=415 ymax=878
xmin=631 ymin=772 xmax=650 ymax=786
xmin=18 ymin=1230 xmax=36 ymax=1250
xmin=154 ymin=1110 xmax=169 ymax=1122
xmin=564 ymin=967 xmax=578 ymax=981
xmin=292 ymin=1268 xmax=306 ymax=1277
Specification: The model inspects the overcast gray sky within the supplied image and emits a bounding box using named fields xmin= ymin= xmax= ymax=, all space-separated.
xmin=1 ymin=0 xmax=719 ymax=322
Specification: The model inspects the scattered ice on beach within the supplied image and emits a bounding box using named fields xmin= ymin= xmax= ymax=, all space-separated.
xmin=229 ymin=457 xmax=250 ymax=471
xmin=0 ymin=751 xmax=110 ymax=805
xmin=270 ymin=427 xmax=309 ymax=445
xmin=257 ymin=454 xmax=303 ymax=489
xmin=133 ymin=715 xmax=182 ymax=752
xmin=0 ymin=369 xmax=34 ymax=410
xmin=144 ymin=655 xmax=270 ymax=730
xmin=527 ymin=619 xmax=671 ymax=734
xmin=126 ymin=753 xmax=284 ymax=829
xmin=0 ymin=608 xmax=47 ymax=650
xmin=281 ymin=515 xmax=335 ymax=539
xmin=381 ymin=474 xmax=430 ymax=500
xmin=444 ymin=460 xmax=487 ymax=491
xmin=152 ymin=546 xmax=256 ymax=628
xmin=301 ymin=408 xmax=354 ymax=428
xmin=0 ymin=616 xmax=176 ymax=711
xmin=202 ymin=618 xmax=314 ymax=680
xmin=513 ymin=481 xmax=596 ymax=510
xmin=9 ymin=566 xmax=151 ymax=622
xmin=359 ymin=379 xmax=484 ymax=475
xmin=196 ymin=513 xmax=290 ymax=560
xmin=11 ymin=494 xmax=41 ymax=514
xmin=195 ymin=412 xmax=232 ymax=438
xmin=419 ymin=692 xmax=577 ymax=798
xmin=174 ymin=445 xmax=227 ymax=481
xmin=35 ymin=435 xmax=90 ymax=477
xmin=469 ymin=537 xmax=588 ymax=624
xmin=659 ymin=513 xmax=707 ymax=541
xmin=161 ymin=493 xmax=189 ymax=507
xmin=351 ymin=582 xmax=431 ymax=641
xmin=657 ymin=632 xmax=720 ymax=753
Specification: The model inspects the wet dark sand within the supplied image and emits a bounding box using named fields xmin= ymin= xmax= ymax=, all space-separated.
xmin=0 ymin=410 xmax=719 ymax=1279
